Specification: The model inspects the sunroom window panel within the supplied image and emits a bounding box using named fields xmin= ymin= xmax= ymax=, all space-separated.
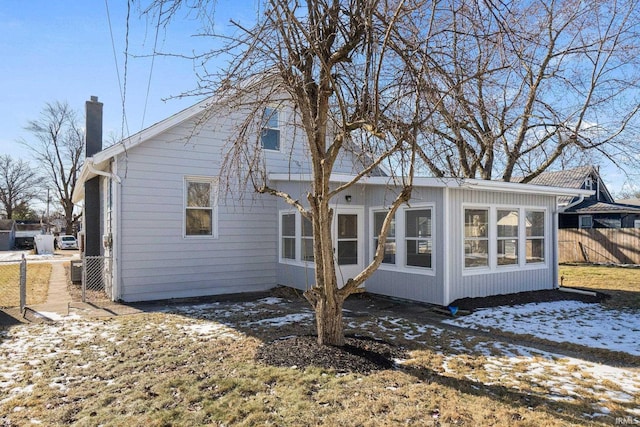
xmin=405 ymin=209 xmax=432 ymax=268
xmin=464 ymin=209 xmax=489 ymax=268
xmin=526 ymin=210 xmax=545 ymax=263
xmin=373 ymin=211 xmax=396 ymax=264
xmin=497 ymin=210 xmax=519 ymax=266
xmin=301 ymin=216 xmax=314 ymax=262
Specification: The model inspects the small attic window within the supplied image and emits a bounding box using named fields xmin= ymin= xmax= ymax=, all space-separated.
xmin=584 ymin=177 xmax=593 ymax=190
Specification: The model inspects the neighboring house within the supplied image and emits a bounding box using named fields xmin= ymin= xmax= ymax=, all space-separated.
xmin=525 ymin=166 xmax=640 ymax=229
xmin=0 ymin=219 xmax=16 ymax=250
xmin=14 ymin=222 xmax=43 ymax=249
xmin=73 ymin=92 xmax=590 ymax=306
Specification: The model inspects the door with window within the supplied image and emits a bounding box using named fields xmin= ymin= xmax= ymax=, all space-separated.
xmin=333 ymin=207 xmax=364 ymax=288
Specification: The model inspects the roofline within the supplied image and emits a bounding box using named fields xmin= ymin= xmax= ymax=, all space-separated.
xmin=94 ymin=96 xmax=214 ymax=164
xmin=268 ymin=173 xmax=595 ymax=197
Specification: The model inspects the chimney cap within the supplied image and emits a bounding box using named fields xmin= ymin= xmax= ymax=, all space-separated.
xmin=90 ymin=96 xmax=99 ymax=102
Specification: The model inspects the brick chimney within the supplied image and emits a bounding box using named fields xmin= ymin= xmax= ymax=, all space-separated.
xmin=85 ymin=96 xmax=103 ymax=157
xmin=84 ymin=96 xmax=103 ymax=257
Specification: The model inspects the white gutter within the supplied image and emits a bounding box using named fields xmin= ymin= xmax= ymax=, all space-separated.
xmin=88 ymin=159 xmax=121 ymax=184
xmin=560 ymin=194 xmax=585 ymax=212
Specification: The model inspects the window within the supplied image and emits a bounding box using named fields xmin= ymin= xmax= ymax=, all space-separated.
xmin=281 ymin=213 xmax=296 ymax=260
xmin=497 ymin=210 xmax=519 ymax=266
xmin=405 ymin=209 xmax=432 ymax=268
xmin=185 ymin=177 xmax=217 ymax=236
xmin=301 ymin=215 xmax=314 ymax=262
xmin=526 ymin=210 xmax=545 ymax=263
xmin=464 ymin=209 xmax=489 ymax=268
xmin=261 ymin=107 xmax=280 ymax=150
xmin=579 ymin=215 xmax=593 ymax=229
xmin=373 ymin=211 xmax=396 ymax=264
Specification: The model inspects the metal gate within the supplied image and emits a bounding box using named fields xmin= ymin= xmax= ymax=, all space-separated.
xmin=82 ymin=255 xmax=112 ymax=302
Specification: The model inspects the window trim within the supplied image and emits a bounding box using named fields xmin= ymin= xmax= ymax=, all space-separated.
xmin=371 ymin=209 xmax=397 ymax=268
xmin=280 ymin=212 xmax=296 ymax=261
xmin=261 ymin=106 xmax=281 ymax=151
xmin=183 ymin=176 xmax=218 ymax=239
xmin=462 ymin=204 xmax=548 ymax=276
xmin=278 ymin=210 xmax=315 ymax=267
xmin=369 ymin=204 xmax=436 ymax=276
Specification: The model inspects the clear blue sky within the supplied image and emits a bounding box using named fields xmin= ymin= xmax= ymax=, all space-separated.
xmin=0 ymin=0 xmax=252 ymax=160
xmin=0 ymin=1 xmax=631 ymax=195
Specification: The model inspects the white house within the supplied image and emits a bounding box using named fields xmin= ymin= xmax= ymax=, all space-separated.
xmin=73 ymin=91 xmax=591 ymax=306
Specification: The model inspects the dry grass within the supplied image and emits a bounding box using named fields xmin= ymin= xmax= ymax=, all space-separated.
xmin=1 ymin=298 xmax=634 ymax=427
xmin=559 ymin=264 xmax=640 ymax=308
xmin=0 ymin=262 xmax=51 ymax=307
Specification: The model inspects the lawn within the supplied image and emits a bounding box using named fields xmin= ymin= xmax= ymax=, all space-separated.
xmin=0 ymin=262 xmax=51 ymax=307
xmin=1 ymin=290 xmax=638 ymax=426
xmin=559 ymin=264 xmax=640 ymax=308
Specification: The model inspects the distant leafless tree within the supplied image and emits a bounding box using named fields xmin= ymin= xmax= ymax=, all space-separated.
xmin=21 ymin=101 xmax=84 ymax=234
xmin=403 ymin=0 xmax=640 ymax=182
xmin=0 ymin=155 xmax=41 ymax=220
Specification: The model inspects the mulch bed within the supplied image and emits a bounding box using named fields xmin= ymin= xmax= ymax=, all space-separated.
xmin=450 ymin=288 xmax=609 ymax=311
xmin=256 ymin=287 xmax=611 ymax=373
xmin=256 ymin=335 xmax=407 ymax=374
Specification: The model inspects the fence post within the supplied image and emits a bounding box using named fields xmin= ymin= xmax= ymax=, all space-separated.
xmin=19 ymin=254 xmax=26 ymax=314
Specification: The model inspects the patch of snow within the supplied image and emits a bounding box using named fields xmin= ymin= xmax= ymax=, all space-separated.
xmin=249 ymin=312 xmax=313 ymax=327
xmin=443 ymin=301 xmax=640 ymax=356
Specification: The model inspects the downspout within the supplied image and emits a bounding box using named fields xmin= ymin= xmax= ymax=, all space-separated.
xmin=442 ymin=187 xmax=451 ymax=305
xmin=553 ymin=196 xmax=560 ymax=289
xmin=561 ymin=194 xmax=584 ymax=212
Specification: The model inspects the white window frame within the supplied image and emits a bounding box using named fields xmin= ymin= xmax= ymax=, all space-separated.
xmin=278 ymin=210 xmax=315 ymax=266
xmin=579 ymin=215 xmax=593 ymax=229
xmin=184 ymin=176 xmax=218 ymax=239
xmin=369 ymin=204 xmax=435 ymax=276
xmin=371 ymin=209 xmax=397 ymax=268
xmin=261 ymin=106 xmax=280 ymax=151
xmin=463 ymin=206 xmax=491 ymax=271
xmin=525 ymin=209 xmax=546 ymax=264
xmin=463 ymin=204 xmax=548 ymax=275
xmin=280 ymin=212 xmax=296 ymax=261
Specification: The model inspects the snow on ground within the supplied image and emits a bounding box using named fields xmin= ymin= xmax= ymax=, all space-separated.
xmin=1 ymin=297 xmax=639 ymax=420
xmin=442 ymin=300 xmax=640 ymax=356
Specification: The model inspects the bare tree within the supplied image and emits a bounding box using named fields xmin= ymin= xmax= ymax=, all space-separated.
xmin=0 ymin=155 xmax=41 ymax=219
xmin=143 ymin=0 xmax=440 ymax=345
xmin=404 ymin=0 xmax=640 ymax=181
xmin=21 ymin=101 xmax=84 ymax=234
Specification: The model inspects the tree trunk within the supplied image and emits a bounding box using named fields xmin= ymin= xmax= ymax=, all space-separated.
xmin=315 ymin=291 xmax=345 ymax=346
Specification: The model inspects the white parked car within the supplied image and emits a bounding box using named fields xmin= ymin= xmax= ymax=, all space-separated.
xmin=56 ymin=235 xmax=78 ymax=250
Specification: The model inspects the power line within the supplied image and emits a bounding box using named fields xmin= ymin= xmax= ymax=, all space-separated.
xmin=104 ymin=0 xmax=131 ymax=142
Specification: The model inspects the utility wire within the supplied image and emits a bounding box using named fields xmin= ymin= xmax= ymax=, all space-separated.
xmin=141 ymin=1 xmax=163 ymax=130
xmin=104 ymin=0 xmax=130 ymax=142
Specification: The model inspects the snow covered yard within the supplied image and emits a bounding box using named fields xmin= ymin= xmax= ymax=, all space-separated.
xmin=442 ymin=300 xmax=640 ymax=356
xmin=0 ymin=296 xmax=638 ymax=425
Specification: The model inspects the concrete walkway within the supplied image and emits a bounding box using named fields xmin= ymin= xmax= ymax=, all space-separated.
xmin=28 ymin=261 xmax=72 ymax=319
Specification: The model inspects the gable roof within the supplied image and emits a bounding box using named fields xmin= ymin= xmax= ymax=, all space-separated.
xmin=525 ymin=165 xmax=594 ymax=189
xmin=563 ymin=199 xmax=640 ymax=214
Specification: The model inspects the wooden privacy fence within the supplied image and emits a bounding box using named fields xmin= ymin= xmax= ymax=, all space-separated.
xmin=558 ymin=228 xmax=640 ymax=265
